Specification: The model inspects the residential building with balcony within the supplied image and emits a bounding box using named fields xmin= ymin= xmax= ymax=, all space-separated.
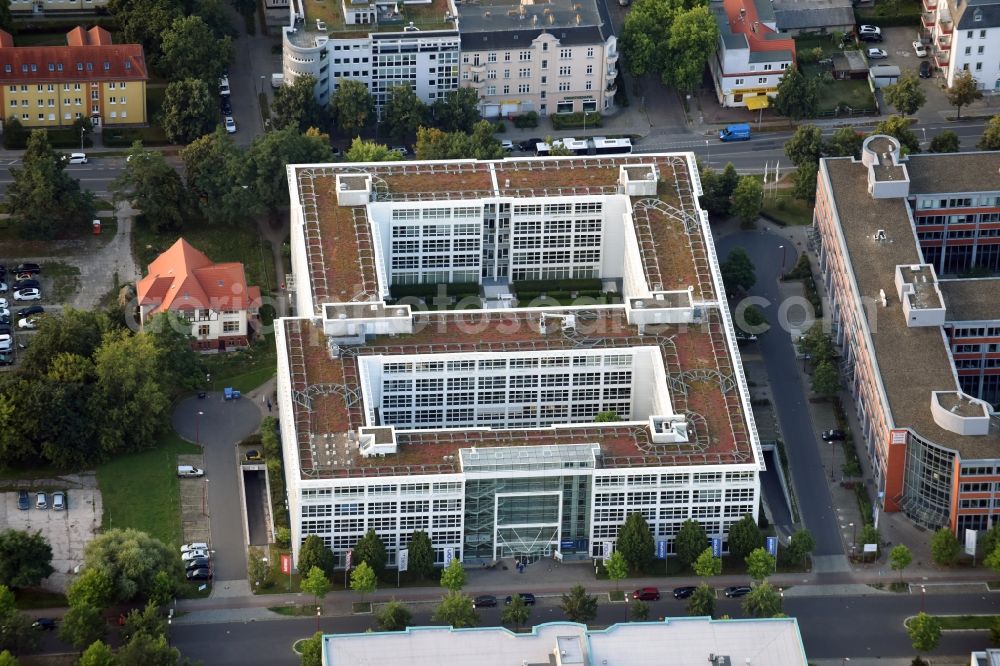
xmin=137 ymin=239 xmax=261 ymax=352
xmin=814 ymin=135 xmax=1000 ymax=538
xmin=0 ymin=26 xmax=146 ymax=128
xmin=277 ymin=153 xmax=763 ymax=570
xmin=924 ymin=0 xmax=1000 ymax=88
xmin=709 ymin=0 xmax=796 ymax=109
xmin=457 ymin=0 xmax=619 ymax=118
xmin=281 ymin=0 xmax=460 ymax=110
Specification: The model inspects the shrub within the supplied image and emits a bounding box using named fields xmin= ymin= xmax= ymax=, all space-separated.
xmin=494 ymin=121 xmax=506 ymax=133
xmin=551 ymin=111 xmax=602 ymax=130
xmin=513 ymin=112 xmax=538 ymax=128
xmin=390 ymin=282 xmax=480 ymax=299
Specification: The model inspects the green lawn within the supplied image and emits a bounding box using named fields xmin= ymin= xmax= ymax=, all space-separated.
xmin=934 ymin=615 xmax=998 ymax=630
xmin=13 ymin=32 xmax=68 ymax=46
xmin=761 ymin=194 xmax=814 ymax=226
xmin=44 ymin=261 xmax=82 ymax=303
xmin=202 ymin=338 xmax=277 ymax=393
xmin=95 ymin=431 xmax=201 ymax=547
xmin=14 ymin=588 xmax=68 ymax=610
xmin=816 ymin=78 xmax=877 ymax=115
xmin=794 ymin=35 xmax=844 ymax=59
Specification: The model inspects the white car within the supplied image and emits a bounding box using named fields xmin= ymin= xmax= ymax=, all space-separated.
xmin=224 ymin=116 xmax=237 ymax=134
xmin=501 ymin=140 xmax=515 ymax=152
xmin=17 ymin=317 xmax=37 ymax=329
xmin=13 ymin=288 xmax=40 ymax=301
xmin=181 ymin=542 xmax=209 ymax=554
xmin=859 ymin=24 xmax=881 ymax=34
xmin=67 ymin=152 xmax=88 ymax=164
xmin=912 ymin=40 xmax=928 ymax=57
xmin=0 ymin=334 xmax=10 ymax=352
xmin=0 ymin=298 xmax=8 ymax=309
xmin=219 ymin=76 xmax=230 ymax=96
xmin=181 ymin=549 xmax=209 ymax=562
xmin=867 ymin=48 xmax=888 ymax=59
xmin=0 ymin=283 xmax=7 ymax=294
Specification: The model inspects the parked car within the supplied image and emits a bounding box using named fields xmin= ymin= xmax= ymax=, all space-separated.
xmin=504 ymin=593 xmax=536 ymax=606
xmin=0 ymin=334 xmax=11 ymax=352
xmin=389 ymin=145 xmax=410 ymax=156
xmin=14 ymin=263 xmax=40 ymax=275
xmin=17 ymin=490 xmax=29 ymax=510
xmin=52 ymin=491 xmax=65 ymax=510
xmin=822 ymin=429 xmax=846 ymax=441
xmin=519 ymin=138 xmax=542 ymax=151
xmin=17 ymin=305 xmax=43 ymax=318
xmin=331 ymin=146 xmax=343 ymax=158
xmin=0 ymin=282 xmax=7 ymax=294
xmin=0 ymin=353 xmax=13 ymax=366
xmin=32 ymin=618 xmax=57 ymax=631
xmin=14 ymin=288 xmax=41 ymax=301
xmin=632 ymin=587 xmax=661 ymax=601
xmin=14 ymin=279 xmax=39 ymax=290
xmin=0 ymin=324 xmax=11 ymax=336
xmin=18 ymin=317 xmax=39 ymax=330
xmin=860 ymin=32 xmax=883 ymax=42
xmin=867 ymin=48 xmax=888 ymax=59
xmin=181 ymin=549 xmax=209 ymax=562
xmin=221 ymin=97 xmax=233 ymax=115
xmin=219 ymin=76 xmax=230 ymax=96
xmin=724 ymin=586 xmax=752 ymax=598
xmin=177 ymin=465 xmax=205 ymax=478
xmin=224 ymin=116 xmax=237 ymax=134
xmin=500 ymin=140 xmax=515 ymax=152
xmin=14 ymin=273 xmax=33 ymax=282
xmin=858 ymin=24 xmax=881 ymax=34
xmin=67 ymin=153 xmax=88 ymax=164
xmin=672 ymin=586 xmax=697 ymax=599
xmin=0 ymin=265 xmax=6 ymax=277
xmin=0 ymin=299 xmax=8 ymax=309
xmin=919 ymin=60 xmax=932 ymax=78
xmin=185 ymin=557 xmax=211 ymax=571
xmin=186 ymin=568 xmax=212 ymax=581
xmin=912 ymin=40 xmax=928 ymax=57
xmin=35 ymin=491 xmax=47 ymax=509
xmin=181 ymin=542 xmax=209 ymax=553
xmin=473 ymin=595 xmax=498 ymax=608
xmin=244 ymin=450 xmax=262 ymax=462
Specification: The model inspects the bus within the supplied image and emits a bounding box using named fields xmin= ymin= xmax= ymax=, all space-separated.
xmin=592 ymin=136 xmax=633 ymax=154
xmin=535 ymin=137 xmax=589 ymax=156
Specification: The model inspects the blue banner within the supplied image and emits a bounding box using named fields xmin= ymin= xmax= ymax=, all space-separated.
xmin=711 ymin=537 xmax=722 ymax=558
xmin=766 ymin=536 xmax=778 ymax=557
xmin=656 ymin=540 xmax=667 ymax=559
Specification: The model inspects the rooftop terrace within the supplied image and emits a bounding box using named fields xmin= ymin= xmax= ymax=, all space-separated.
xmin=291 ymin=0 xmax=457 ymax=44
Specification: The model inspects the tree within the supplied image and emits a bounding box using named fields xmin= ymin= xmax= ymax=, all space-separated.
xmin=78 ymin=641 xmax=117 ymax=666
xmin=859 ymin=524 xmax=880 ymax=551
xmin=595 ymin=411 xmax=620 ymax=423
xmin=430 ymin=87 xmax=480 ymax=133
xmin=946 ymin=70 xmax=983 ymax=120
xmin=883 ymin=72 xmax=926 ymax=117
xmin=604 ymin=551 xmax=628 ymax=591
xmin=193 ymin=0 xmax=237 ymax=39
xmin=67 ymin=567 xmax=115 ymax=610
xmin=383 ymin=85 xmax=427 ymax=140
xmin=773 ymin=65 xmax=818 ymax=120
xmin=330 ymin=79 xmax=373 ymax=138
xmin=244 ymin=126 xmax=333 ymax=212
xmin=630 ymin=599 xmax=650 ymax=621
xmin=0 ymin=530 xmax=53 ymax=589
xmin=375 ymin=600 xmax=412 ymax=631
xmin=78 ymin=528 xmax=180 ymax=604
xmin=160 ymin=78 xmax=217 ymax=144
xmin=406 ymin=531 xmax=435 ymax=581
xmin=0 ymin=651 xmax=15 ymax=666
xmin=889 ymin=544 xmax=913 ymax=581
xmin=798 ymin=324 xmax=834 ymax=364
xmin=107 ymin=0 xmax=181 ymax=69
xmin=302 ymin=566 xmax=331 ymax=608
xmin=693 ymin=547 xmax=721 ymax=578
xmin=271 ymin=74 xmax=328 ymax=133
xmin=825 ymin=127 xmax=864 ymax=158
xmin=5 ymin=130 xmax=95 ymax=240
xmin=121 ymin=602 xmax=165 ymax=642
xmin=0 ymin=585 xmax=37 ymax=654
xmin=700 ymin=163 xmax=740 ymax=217
xmin=616 ymin=512 xmax=655 ymax=573
xmin=745 ymin=547 xmax=776 ymax=583
xmin=687 ymin=583 xmax=715 ymax=617
xmin=0 ymin=0 xmax=12 ymax=32
xmin=730 ymin=175 xmax=763 ymax=225
xmin=349 ymin=561 xmax=376 ymax=600
xmin=738 ymin=304 xmax=768 ymax=335
xmin=785 ymin=125 xmax=824 ymax=168
xmin=560 ymin=585 xmax=598 ymax=624
xmin=981 ymin=524 xmax=1000 ymax=561
xmin=299 ymin=631 xmax=323 ymax=666
xmin=675 ymin=519 xmax=708 ymax=569
xmin=792 ymin=162 xmax=819 ymax=203
xmin=160 ymin=15 xmax=231 ymax=85
xmin=720 ymin=247 xmax=756 ymax=295
xmin=439 ymin=557 xmax=466 ymax=592
xmin=811 ymin=360 xmax=841 ymax=398
xmin=248 ymin=547 xmax=270 ymax=592
xmin=874 ymin=116 xmax=920 ymax=154
xmin=978 ymin=115 xmax=1000 ymax=150
xmin=432 ymin=592 xmax=478 ymax=628
xmin=990 ymin=615 xmax=1000 ymax=647
xmin=907 ymin=612 xmax=942 ymax=653
xmin=115 ymin=631 xmax=179 ymax=666
xmin=501 ymin=592 xmax=531 ymax=631
xmin=181 ymin=128 xmax=256 ymax=225
xmin=59 ymin=604 xmax=106 ymax=650
xmin=112 ymin=143 xmax=191 ymax=233
xmin=930 ymin=528 xmax=961 ymax=565
xmin=741 ymin=581 xmax=782 ymax=617
xmin=143 ymin=313 xmax=201 ymax=394
xmin=344 ymin=138 xmax=402 ymax=162
xmin=664 ymin=6 xmax=719 ymax=93
xmin=353 ymin=529 xmax=387 ymax=577
xmin=928 ymin=130 xmax=959 ymax=153
xmin=414 ymin=122 xmax=504 ymax=161
xmin=786 ymin=529 xmax=816 ymax=568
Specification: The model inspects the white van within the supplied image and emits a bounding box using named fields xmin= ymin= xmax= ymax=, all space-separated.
xmin=67 ymin=153 xmax=88 ymax=164
xmin=177 ymin=465 xmax=204 ymax=478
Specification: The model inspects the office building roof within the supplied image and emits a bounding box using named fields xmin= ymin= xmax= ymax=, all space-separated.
xmin=939 ymin=278 xmax=1000 ymax=322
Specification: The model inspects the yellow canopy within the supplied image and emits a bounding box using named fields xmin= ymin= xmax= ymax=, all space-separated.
xmin=745 ymin=95 xmax=770 ymax=110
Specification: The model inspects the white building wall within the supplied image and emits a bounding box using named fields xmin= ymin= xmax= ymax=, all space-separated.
xmin=287 ymin=166 xmax=315 ymax=316
xmin=946 ymin=25 xmax=1000 ymax=88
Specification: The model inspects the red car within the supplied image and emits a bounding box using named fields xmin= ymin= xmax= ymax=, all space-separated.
xmin=632 ymin=587 xmax=661 ymax=601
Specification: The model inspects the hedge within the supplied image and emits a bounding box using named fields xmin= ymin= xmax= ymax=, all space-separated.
xmin=389 ymin=282 xmax=480 ymax=299
xmin=2 ymin=128 xmax=92 ymax=150
xmin=512 ymin=112 xmax=539 ymax=129
xmin=513 ymin=278 xmax=602 ymax=293
xmin=551 ymin=111 xmax=602 ymax=130
xmin=102 ymin=126 xmax=171 ymax=147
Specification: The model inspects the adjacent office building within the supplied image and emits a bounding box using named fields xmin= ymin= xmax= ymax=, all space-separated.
xmin=814 ymin=135 xmax=1000 ymax=536
xmin=277 ymin=153 xmax=762 ymax=569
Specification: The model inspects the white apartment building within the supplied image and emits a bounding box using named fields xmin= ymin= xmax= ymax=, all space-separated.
xmin=277 ymin=155 xmax=762 ymax=570
xmin=709 ymin=0 xmax=796 ymax=109
xmin=458 ymin=0 xmax=619 ymax=118
xmin=924 ymin=0 xmax=1000 ymax=89
xmin=282 ymin=0 xmax=460 ymax=109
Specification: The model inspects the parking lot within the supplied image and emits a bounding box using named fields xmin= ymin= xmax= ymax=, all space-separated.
xmin=863 ymin=25 xmax=930 ymax=81
xmin=0 ymin=478 xmax=102 ymax=591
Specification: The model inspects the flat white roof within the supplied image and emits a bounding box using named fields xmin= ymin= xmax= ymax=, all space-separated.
xmin=323 ymin=618 xmax=808 ymax=666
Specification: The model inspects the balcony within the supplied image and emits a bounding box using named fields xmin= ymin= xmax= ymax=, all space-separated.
xmin=939 ymin=19 xmax=952 ymax=33
xmin=921 ymin=12 xmax=935 ymax=28
xmin=934 ymin=48 xmax=950 ymax=66
xmin=604 ymin=82 xmax=617 ymax=97
xmin=607 ymin=66 xmax=618 ymax=79
xmin=606 ymin=51 xmax=618 ymax=65
xmin=469 ymin=63 xmax=486 ymax=73
xmin=937 ymin=33 xmax=951 ymax=50
xmin=922 ymin=0 xmax=936 ymax=11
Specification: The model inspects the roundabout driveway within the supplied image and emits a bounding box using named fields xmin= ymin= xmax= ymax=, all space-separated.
xmin=172 ymin=392 xmax=263 ymax=584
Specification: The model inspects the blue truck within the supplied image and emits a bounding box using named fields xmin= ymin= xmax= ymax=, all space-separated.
xmin=719 ymin=123 xmax=751 ymax=141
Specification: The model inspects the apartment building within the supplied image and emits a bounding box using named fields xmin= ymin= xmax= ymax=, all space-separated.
xmin=137 ymin=239 xmax=261 ymax=352
xmin=815 ymin=135 xmax=1000 ymax=537
xmin=277 ymin=153 xmax=762 ymax=570
xmin=923 ymin=0 xmax=1000 ymax=87
xmin=457 ymin=0 xmax=619 ymax=117
xmin=10 ymin=0 xmax=107 ymax=13
xmin=709 ymin=0 xmax=796 ymax=109
xmin=281 ymin=0 xmax=460 ymax=110
xmin=0 ymin=27 xmax=146 ymax=129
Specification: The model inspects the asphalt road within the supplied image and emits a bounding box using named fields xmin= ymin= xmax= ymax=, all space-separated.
xmin=169 ymin=592 xmax=1000 ymax=664
xmin=0 ymin=154 xmax=188 ymax=198
xmin=716 ymin=231 xmax=844 ymax=557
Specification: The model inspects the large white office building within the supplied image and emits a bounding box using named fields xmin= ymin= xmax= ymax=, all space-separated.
xmin=277 ymin=154 xmax=762 ymax=569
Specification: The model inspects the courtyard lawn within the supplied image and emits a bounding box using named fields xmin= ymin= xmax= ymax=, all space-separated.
xmin=761 ymin=194 xmax=814 ymax=226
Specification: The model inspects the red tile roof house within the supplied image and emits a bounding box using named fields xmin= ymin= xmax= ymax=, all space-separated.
xmin=137 ymin=239 xmax=262 ymax=352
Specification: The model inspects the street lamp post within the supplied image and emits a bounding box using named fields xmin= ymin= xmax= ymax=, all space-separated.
xmin=920 ymin=585 xmax=926 ymax=612
xmin=80 ymin=126 xmax=87 ymax=150
xmin=196 ymin=410 xmax=204 ymax=447
xmin=830 ymin=440 xmax=837 ymax=482
xmin=778 ymin=244 xmax=787 ymax=275
xmin=316 ymin=606 xmax=322 ymax=632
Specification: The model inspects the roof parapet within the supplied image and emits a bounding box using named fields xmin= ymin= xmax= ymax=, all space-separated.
xmin=930 ymin=391 xmax=990 ymax=436
xmin=862 ymin=135 xmax=910 ymax=199
xmin=895 ymin=264 xmax=945 ymax=327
